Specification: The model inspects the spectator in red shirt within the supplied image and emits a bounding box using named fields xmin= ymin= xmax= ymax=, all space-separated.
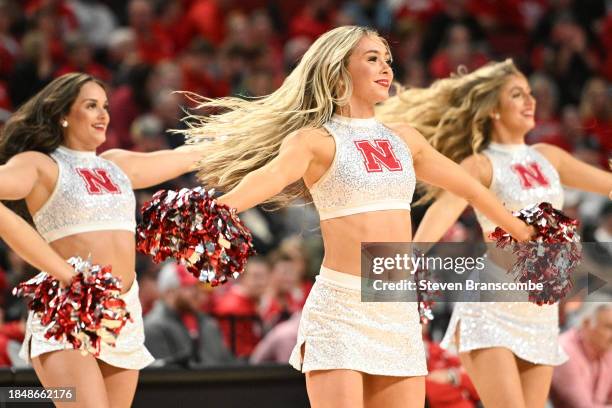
xmin=185 ymin=0 xmax=229 ymax=46
xmin=261 ymin=250 xmax=304 ymax=327
xmin=429 ymin=24 xmax=488 ymax=79
xmin=421 ymin=0 xmax=485 ymax=61
xmin=212 ymin=256 xmax=270 ymax=358
xmin=128 ymin=0 xmax=174 ymax=64
xmin=179 ymin=39 xmax=229 ymax=98
xmin=157 ymin=1 xmax=192 ymax=53
xmin=289 ymin=1 xmax=334 ymax=41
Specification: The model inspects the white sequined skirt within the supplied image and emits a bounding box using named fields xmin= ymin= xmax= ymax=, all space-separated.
xmin=289 ymin=267 xmax=427 ymax=376
xmin=19 ymin=275 xmax=154 ymax=370
xmin=440 ymin=262 xmax=568 ymax=365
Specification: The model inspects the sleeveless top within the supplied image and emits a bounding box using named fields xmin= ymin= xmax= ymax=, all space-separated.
xmin=33 ymin=146 xmax=136 ymax=242
xmin=310 ymin=115 xmax=416 ymax=220
xmin=474 ymin=142 xmax=564 ymax=232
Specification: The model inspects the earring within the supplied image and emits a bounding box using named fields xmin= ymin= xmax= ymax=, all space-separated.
xmin=61 ymin=120 xmax=68 ymax=128
xmin=493 ymin=113 xmax=500 ymax=120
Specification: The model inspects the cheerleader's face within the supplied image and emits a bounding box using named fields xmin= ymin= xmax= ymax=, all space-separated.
xmin=346 ymin=35 xmax=393 ymax=105
xmin=494 ymin=74 xmax=536 ymax=135
xmin=62 ymin=81 xmax=110 ymax=151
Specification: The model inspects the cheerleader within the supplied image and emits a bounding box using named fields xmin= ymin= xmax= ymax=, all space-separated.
xmin=182 ymin=26 xmax=535 ymax=408
xmin=377 ymin=60 xmax=612 ymax=408
xmin=0 ymin=72 xmax=202 ymax=407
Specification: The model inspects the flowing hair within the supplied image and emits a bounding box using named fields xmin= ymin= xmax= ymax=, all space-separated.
xmin=181 ymin=26 xmax=389 ymax=207
xmin=376 ymin=59 xmax=521 ymax=204
xmin=0 ymin=72 xmax=105 ymax=221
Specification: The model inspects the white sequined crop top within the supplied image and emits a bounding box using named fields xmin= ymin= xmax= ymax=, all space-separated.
xmin=33 ymin=146 xmax=136 ymax=242
xmin=309 ymin=115 xmax=416 ymax=220
xmin=475 ymin=142 xmax=564 ymax=232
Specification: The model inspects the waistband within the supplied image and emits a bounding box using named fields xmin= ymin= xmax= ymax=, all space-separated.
xmin=318 ymin=266 xmax=362 ymax=290
xmin=121 ymin=278 xmax=139 ymax=301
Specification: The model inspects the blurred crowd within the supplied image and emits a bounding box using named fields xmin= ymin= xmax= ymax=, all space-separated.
xmin=0 ymin=0 xmax=610 ymax=407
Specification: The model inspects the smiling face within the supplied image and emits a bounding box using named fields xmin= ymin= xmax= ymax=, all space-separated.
xmin=346 ymin=35 xmax=393 ymax=106
xmin=62 ymin=81 xmax=109 ymax=151
xmin=493 ymin=74 xmax=536 ymax=136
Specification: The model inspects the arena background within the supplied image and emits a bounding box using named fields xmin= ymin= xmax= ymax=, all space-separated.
xmin=0 ymin=0 xmax=610 ymax=407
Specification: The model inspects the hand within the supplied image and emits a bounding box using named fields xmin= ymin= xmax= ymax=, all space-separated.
xmin=59 ymin=277 xmax=72 ymax=289
xmin=516 ymin=224 xmax=537 ymax=242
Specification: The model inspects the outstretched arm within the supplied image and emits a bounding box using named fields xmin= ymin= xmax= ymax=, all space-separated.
xmin=0 ymin=203 xmax=74 ymax=284
xmin=414 ymin=154 xmax=491 ymax=243
xmin=534 ymin=143 xmax=612 ymax=198
xmin=414 ymin=192 xmax=469 ymax=244
xmin=101 ymin=145 xmax=205 ymax=190
xmin=218 ymin=129 xmax=314 ymax=213
xmin=396 ymin=125 xmax=532 ymax=241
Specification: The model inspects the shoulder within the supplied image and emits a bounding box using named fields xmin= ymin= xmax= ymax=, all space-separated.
xmin=99 ymin=148 xmax=130 ymax=163
xmin=531 ymin=143 xmax=563 ymax=167
xmin=6 ymin=151 xmax=55 ymax=171
xmin=9 ymin=151 xmax=54 ymax=165
xmin=460 ymin=152 xmax=491 ymax=171
xmin=459 ymin=153 xmax=492 ymax=185
xmin=285 ymin=127 xmax=328 ymax=144
xmin=281 ymin=127 xmax=328 ymax=153
xmin=382 ymin=122 xmax=429 ymax=152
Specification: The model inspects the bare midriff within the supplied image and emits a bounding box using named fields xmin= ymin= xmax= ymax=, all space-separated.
xmin=319 ymin=209 xmax=413 ymax=276
xmin=49 ymin=230 xmax=136 ymax=293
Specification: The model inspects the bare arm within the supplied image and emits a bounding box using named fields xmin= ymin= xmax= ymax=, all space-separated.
xmin=0 ymin=203 xmax=74 ymax=284
xmin=217 ymin=129 xmax=314 ymax=212
xmin=101 ymin=147 xmax=204 ymax=190
xmin=413 ymin=192 xmax=469 ymax=244
xmin=413 ymin=154 xmax=491 ymax=243
xmin=534 ymin=143 xmax=612 ymax=197
xmin=0 ymin=153 xmax=41 ymax=200
xmin=396 ymin=125 xmax=532 ymax=241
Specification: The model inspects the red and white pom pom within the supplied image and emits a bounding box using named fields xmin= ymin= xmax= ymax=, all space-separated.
xmin=13 ymin=257 xmax=131 ymax=355
xmin=489 ymin=202 xmax=581 ymax=305
xmin=136 ymin=187 xmax=255 ymax=286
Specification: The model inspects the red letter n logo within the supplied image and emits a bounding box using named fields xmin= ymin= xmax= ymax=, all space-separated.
xmin=511 ymin=163 xmax=550 ymax=189
xmin=354 ymin=140 xmax=403 ymax=173
xmin=76 ymin=168 xmax=121 ymax=194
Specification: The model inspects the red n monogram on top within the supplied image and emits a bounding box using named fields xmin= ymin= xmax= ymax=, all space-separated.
xmin=510 ymin=163 xmax=550 ymax=189
xmin=354 ymin=139 xmax=403 ymax=172
xmin=76 ymin=168 xmax=121 ymax=194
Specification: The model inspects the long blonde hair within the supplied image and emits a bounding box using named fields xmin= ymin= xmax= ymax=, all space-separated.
xmin=182 ymin=26 xmax=389 ymax=207
xmin=376 ymin=59 xmax=521 ymax=203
